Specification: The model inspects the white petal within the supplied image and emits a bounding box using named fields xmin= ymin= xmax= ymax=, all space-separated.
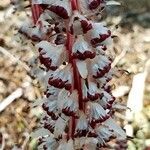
xmin=38 ymin=10 xmax=53 ymax=21
xmin=19 ymin=20 xmax=32 ymax=36
xmin=36 ymin=41 xmax=66 ymax=68
xmin=31 ymin=27 xmax=40 ymax=38
xmin=38 ymin=136 xmax=58 ymax=150
xmin=66 ymin=139 xmax=74 ymax=150
xmin=47 ymin=64 xmax=73 ymax=90
xmin=57 ymin=140 xmax=67 ymax=150
xmin=89 ymin=102 xmax=107 ymax=122
xmin=96 ymin=125 xmax=114 ymax=141
xmin=104 ymin=117 xmax=126 ymax=139
xmin=54 ymin=117 xmax=68 ymax=138
xmin=82 ymin=79 xmax=88 ymax=99
xmin=72 ymin=35 xmax=90 ymax=54
xmin=78 ymin=0 xmax=105 ymax=16
xmin=89 ymin=23 xmax=110 ymax=40
xmin=98 ymin=90 xmax=115 ymax=109
xmin=31 ymin=128 xmax=50 ymax=138
xmin=57 ymin=89 xmax=70 ymax=110
xmin=101 ymin=36 xmax=113 ymax=45
xmin=62 ymin=90 xmax=79 ymax=115
xmin=76 ymin=60 xmax=88 ymax=79
xmin=48 ymin=0 xmax=72 ymax=18
xmin=88 ymin=81 xmax=100 ymax=96
xmin=46 ymin=86 xmax=61 ymax=99
xmin=45 ymin=100 xmax=57 ymax=113
xmin=84 ymin=138 xmax=98 ymax=150
xmin=75 ymin=112 xmax=88 ymax=133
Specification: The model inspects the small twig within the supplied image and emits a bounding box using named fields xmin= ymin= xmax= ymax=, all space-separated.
xmin=112 ymin=49 xmax=127 ymax=67
xmin=0 ymin=46 xmax=30 ymax=72
xmin=21 ymin=132 xmax=30 ymax=150
xmin=0 ymin=88 xmax=23 ymax=112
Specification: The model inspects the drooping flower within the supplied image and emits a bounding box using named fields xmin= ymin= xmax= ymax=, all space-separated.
xmin=90 ymin=54 xmax=112 ymax=78
xmin=48 ymin=0 xmax=72 ymax=19
xmin=70 ymin=11 xmax=92 ymax=35
xmin=96 ymin=125 xmax=115 ymax=147
xmin=86 ymin=22 xmax=111 ymax=47
xmin=47 ymin=64 xmax=73 ymax=90
xmin=98 ymin=90 xmax=115 ymax=109
xmin=72 ymin=35 xmax=95 ymax=60
xmin=38 ymin=135 xmax=58 ymax=150
xmin=36 ymin=41 xmax=67 ymax=71
xmin=74 ymin=112 xmax=89 ymax=137
xmin=88 ymin=102 xmax=109 ymax=126
xmin=61 ymin=90 xmax=79 ymax=117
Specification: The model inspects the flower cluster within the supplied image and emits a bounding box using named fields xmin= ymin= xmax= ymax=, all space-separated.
xmin=21 ymin=0 xmax=126 ymax=149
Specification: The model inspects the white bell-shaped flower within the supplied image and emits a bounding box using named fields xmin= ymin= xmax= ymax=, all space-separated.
xmin=82 ymin=79 xmax=101 ymax=102
xmin=74 ymin=112 xmax=89 ymax=137
xmin=42 ymin=117 xmax=56 ymax=133
xmin=19 ymin=20 xmax=32 ymax=38
xmin=69 ymin=11 xmax=92 ymax=35
xmin=87 ymin=80 xmax=101 ymax=101
xmin=83 ymin=138 xmax=98 ymax=150
xmin=36 ymin=41 xmax=66 ymax=71
xmin=42 ymin=100 xmax=58 ymax=120
xmin=103 ymin=117 xmax=126 ymax=139
xmin=31 ymin=20 xmax=52 ymax=41
xmin=47 ymin=64 xmax=73 ymax=90
xmin=98 ymin=90 xmax=115 ymax=109
xmin=38 ymin=9 xmax=53 ymax=23
xmin=76 ymin=60 xmax=88 ymax=79
xmin=66 ymin=139 xmax=74 ymax=150
xmin=54 ymin=116 xmax=69 ymax=138
xmin=45 ymin=86 xmax=61 ymax=99
xmin=90 ymin=54 xmax=112 ymax=78
xmin=38 ymin=136 xmax=58 ymax=150
xmin=97 ymin=68 xmax=114 ymax=87
xmin=57 ymin=139 xmax=74 ymax=150
xmin=88 ymin=102 xmax=109 ymax=126
xmin=61 ymin=90 xmax=79 ymax=116
xmin=48 ymin=0 xmax=72 ymax=19
xmin=72 ymin=35 xmax=95 ymax=60
xmin=96 ymin=125 xmax=115 ymax=145
xmin=86 ymin=22 xmax=111 ymax=46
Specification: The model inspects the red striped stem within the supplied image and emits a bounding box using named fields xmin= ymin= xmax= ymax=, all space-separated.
xmin=67 ymin=0 xmax=84 ymax=138
xmin=30 ymin=0 xmax=42 ymax=24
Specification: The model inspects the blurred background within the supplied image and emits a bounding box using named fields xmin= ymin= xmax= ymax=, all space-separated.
xmin=0 ymin=0 xmax=150 ymax=149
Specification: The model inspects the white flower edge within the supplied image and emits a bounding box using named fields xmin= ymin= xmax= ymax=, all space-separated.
xmin=104 ymin=117 xmax=126 ymax=139
xmin=76 ymin=60 xmax=88 ymax=79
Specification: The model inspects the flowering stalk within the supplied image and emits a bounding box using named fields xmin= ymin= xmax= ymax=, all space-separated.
xmin=20 ymin=0 xmax=127 ymax=149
